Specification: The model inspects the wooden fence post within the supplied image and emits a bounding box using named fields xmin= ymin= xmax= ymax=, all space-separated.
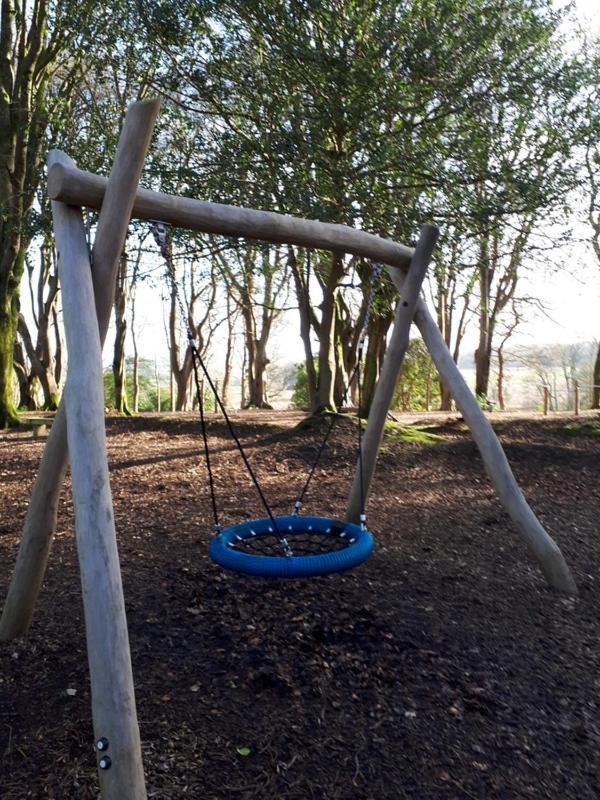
xmin=574 ymin=381 xmax=580 ymax=416
xmin=543 ymin=386 xmax=550 ymax=416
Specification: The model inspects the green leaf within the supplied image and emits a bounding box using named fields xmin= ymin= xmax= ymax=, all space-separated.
xmin=236 ymin=746 xmax=251 ymax=757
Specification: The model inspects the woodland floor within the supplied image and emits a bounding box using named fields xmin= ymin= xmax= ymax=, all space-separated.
xmin=0 ymin=411 xmax=599 ymax=799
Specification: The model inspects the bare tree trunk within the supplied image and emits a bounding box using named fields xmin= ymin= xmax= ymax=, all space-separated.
xmin=439 ymin=382 xmax=452 ymax=411
xmin=497 ymin=346 xmax=506 ymax=411
xmin=13 ymin=339 xmax=36 ymax=410
xmin=17 ymin=314 xmax=59 ymax=409
xmin=155 ymin=359 xmax=161 ymax=411
xmin=316 ymin=253 xmax=345 ymax=412
xmin=333 ymin=331 xmax=347 ymax=408
xmin=241 ymin=346 xmax=247 ymax=409
xmin=247 ymin=338 xmax=272 ymax=408
xmin=167 ymin=282 xmax=190 ymax=411
xmin=289 ymin=247 xmax=318 ymax=409
xmin=238 ymin=253 xmax=277 ymax=409
xmin=221 ymin=294 xmax=235 ymax=408
xmin=360 ymin=314 xmax=391 ymax=417
xmin=475 ymin=233 xmax=492 ymax=399
xmin=130 ymin=297 xmax=139 ymax=413
xmin=52 ymin=305 xmax=63 ymax=388
xmin=112 ymin=254 xmax=130 ymax=414
xmin=593 ymin=344 xmax=600 ymax=409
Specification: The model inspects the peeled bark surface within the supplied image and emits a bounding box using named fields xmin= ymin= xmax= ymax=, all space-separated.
xmin=346 ymin=224 xmax=439 ymax=524
xmin=386 ymin=268 xmax=577 ymax=596
xmin=0 ymin=99 xmax=161 ymax=640
xmin=52 ymin=197 xmax=146 ymax=799
xmin=48 ymin=161 xmax=413 ymax=269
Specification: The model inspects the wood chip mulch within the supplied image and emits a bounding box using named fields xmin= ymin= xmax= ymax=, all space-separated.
xmin=0 ymin=412 xmax=599 ymax=799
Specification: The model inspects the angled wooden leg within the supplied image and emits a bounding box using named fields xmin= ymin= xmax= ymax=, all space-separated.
xmin=345 ymin=224 xmax=439 ymax=523
xmin=389 ymin=271 xmax=577 ymax=596
xmin=53 ymin=194 xmax=146 ymax=798
xmin=0 ymin=99 xmax=160 ymax=640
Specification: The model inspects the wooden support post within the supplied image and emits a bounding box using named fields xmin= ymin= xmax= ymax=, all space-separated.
xmin=387 ymin=272 xmax=576 ymax=595
xmin=53 ymin=197 xmax=146 ymax=798
xmin=48 ymin=161 xmax=413 ymax=269
xmin=214 ymin=380 xmax=219 ymax=414
xmin=543 ymin=385 xmax=550 ymax=416
xmin=574 ymin=381 xmax=580 ymax=416
xmin=345 ymin=224 xmax=439 ymax=523
xmin=17 ymin=130 xmax=575 ymax=598
xmin=0 ymin=99 xmax=160 ymax=640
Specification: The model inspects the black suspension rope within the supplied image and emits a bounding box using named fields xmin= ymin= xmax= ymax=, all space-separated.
xmin=293 ymin=261 xmax=382 ymax=519
xmin=293 ymin=359 xmax=359 ymax=514
xmin=189 ymin=339 xmax=221 ymax=533
xmin=190 ymin=339 xmax=287 ymax=544
xmin=150 ymin=221 xmax=291 ymax=554
xmin=151 ymin=222 xmax=380 ymax=549
xmin=356 ymin=343 xmax=366 ymax=529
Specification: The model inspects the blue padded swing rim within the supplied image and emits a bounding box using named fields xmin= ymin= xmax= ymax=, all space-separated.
xmin=209 ymin=515 xmax=374 ymax=578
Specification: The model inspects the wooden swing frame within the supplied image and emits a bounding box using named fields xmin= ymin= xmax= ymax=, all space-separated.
xmin=0 ymin=100 xmax=577 ymax=799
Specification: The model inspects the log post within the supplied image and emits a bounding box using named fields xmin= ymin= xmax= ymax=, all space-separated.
xmin=574 ymin=380 xmax=579 ymax=416
xmin=53 ymin=197 xmax=146 ymax=798
xmin=0 ymin=99 xmax=160 ymax=640
xmin=345 ymin=224 xmax=439 ymax=523
xmin=387 ymin=270 xmax=576 ymax=595
xmin=543 ymin=385 xmax=550 ymax=415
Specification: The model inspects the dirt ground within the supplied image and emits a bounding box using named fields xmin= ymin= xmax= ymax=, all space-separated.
xmin=0 ymin=411 xmax=599 ymax=799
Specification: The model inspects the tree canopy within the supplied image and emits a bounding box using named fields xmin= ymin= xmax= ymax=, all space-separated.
xmin=0 ymin=0 xmax=596 ymax=424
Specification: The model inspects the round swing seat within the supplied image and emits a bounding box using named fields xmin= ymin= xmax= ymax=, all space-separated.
xmin=209 ymin=515 xmax=374 ymax=578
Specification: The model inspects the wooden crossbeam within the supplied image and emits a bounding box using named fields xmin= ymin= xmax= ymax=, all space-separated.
xmin=47 ymin=159 xmax=413 ymax=268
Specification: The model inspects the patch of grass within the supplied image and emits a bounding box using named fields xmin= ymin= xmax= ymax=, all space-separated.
xmin=383 ymin=420 xmax=446 ymax=445
xmin=563 ymin=420 xmax=600 ymax=437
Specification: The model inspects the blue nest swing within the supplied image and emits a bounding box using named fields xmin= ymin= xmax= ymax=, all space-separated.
xmin=209 ymin=515 xmax=374 ymax=578
xmin=152 ymin=222 xmax=377 ymax=578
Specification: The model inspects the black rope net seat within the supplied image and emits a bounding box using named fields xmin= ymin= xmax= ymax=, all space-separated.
xmin=209 ymin=515 xmax=374 ymax=578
